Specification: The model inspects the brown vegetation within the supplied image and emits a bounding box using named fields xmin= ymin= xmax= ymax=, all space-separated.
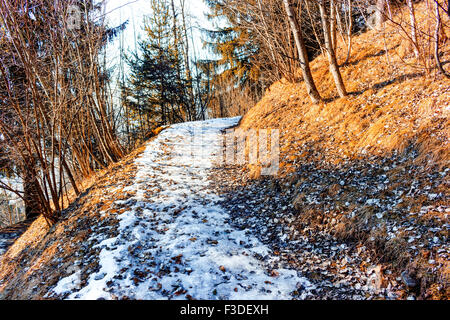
xmin=238 ymin=1 xmax=449 ymax=299
xmin=0 ymin=143 xmax=148 ymax=299
xmin=240 ymin=2 xmax=449 ymax=171
xmin=0 ymin=1 xmax=124 ymax=225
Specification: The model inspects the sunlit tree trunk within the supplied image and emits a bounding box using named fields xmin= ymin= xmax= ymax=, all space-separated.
xmin=434 ymin=0 xmax=450 ymax=78
xmin=344 ymin=0 xmax=353 ymax=65
xmin=376 ymin=0 xmax=386 ymax=30
xmin=318 ymin=0 xmax=348 ymax=98
xmin=330 ymin=0 xmax=338 ymax=51
xmin=406 ymin=0 xmax=420 ymax=59
xmin=282 ymin=0 xmax=322 ymax=104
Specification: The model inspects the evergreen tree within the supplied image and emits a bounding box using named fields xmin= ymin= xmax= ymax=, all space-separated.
xmin=203 ymin=0 xmax=263 ymax=89
xmin=201 ymin=0 xmax=270 ymax=117
xmin=122 ymin=0 xmax=186 ymax=140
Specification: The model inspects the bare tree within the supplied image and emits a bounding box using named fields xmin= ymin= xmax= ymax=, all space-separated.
xmin=376 ymin=0 xmax=386 ymax=29
xmin=318 ymin=0 xmax=348 ymax=97
xmin=406 ymin=0 xmax=420 ymax=59
xmin=330 ymin=0 xmax=338 ymax=51
xmin=434 ymin=0 xmax=450 ymax=78
xmin=342 ymin=0 xmax=354 ymax=65
xmin=179 ymin=0 xmax=197 ymax=121
xmin=283 ymin=0 xmax=322 ymax=103
xmin=0 ymin=0 xmax=124 ymax=225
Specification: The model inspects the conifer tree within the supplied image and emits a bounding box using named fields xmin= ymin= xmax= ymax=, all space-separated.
xmin=203 ymin=0 xmax=263 ymax=89
xmin=122 ymin=0 xmax=184 ymax=139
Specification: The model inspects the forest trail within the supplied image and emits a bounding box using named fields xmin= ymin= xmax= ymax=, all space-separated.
xmin=2 ymin=116 xmax=438 ymax=300
xmin=1 ymin=117 xmax=432 ymax=300
xmin=48 ymin=117 xmax=313 ymax=300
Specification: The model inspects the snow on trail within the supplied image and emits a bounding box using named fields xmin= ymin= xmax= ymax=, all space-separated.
xmin=52 ymin=117 xmax=313 ymax=300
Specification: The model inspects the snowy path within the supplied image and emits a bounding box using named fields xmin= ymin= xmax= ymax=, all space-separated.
xmin=52 ymin=118 xmax=312 ymax=300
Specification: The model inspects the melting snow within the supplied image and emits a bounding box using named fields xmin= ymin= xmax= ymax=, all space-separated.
xmin=52 ymin=117 xmax=313 ymax=300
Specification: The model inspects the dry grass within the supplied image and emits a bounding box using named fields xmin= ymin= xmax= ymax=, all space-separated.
xmin=0 ymin=143 xmax=148 ymax=299
xmin=238 ymin=2 xmax=449 ymax=300
xmin=240 ymin=2 xmax=449 ymax=173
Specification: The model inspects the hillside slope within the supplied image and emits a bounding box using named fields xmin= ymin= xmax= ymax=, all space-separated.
xmin=0 ymin=2 xmax=448 ymax=301
xmin=0 ymin=116 xmax=422 ymax=300
xmin=237 ymin=3 xmax=449 ymax=299
xmin=0 ymin=118 xmax=326 ymax=300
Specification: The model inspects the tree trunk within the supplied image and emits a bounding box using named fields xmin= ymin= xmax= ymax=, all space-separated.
xmin=282 ymin=0 xmax=322 ymax=104
xmin=319 ymin=0 xmax=348 ymax=98
xmin=22 ymin=160 xmax=41 ymax=220
xmin=180 ymin=0 xmax=196 ymax=121
xmin=406 ymin=0 xmax=420 ymax=59
xmin=376 ymin=0 xmax=386 ymax=30
xmin=62 ymin=157 xmax=79 ymax=196
xmin=330 ymin=0 xmax=338 ymax=52
xmin=344 ymin=0 xmax=353 ymax=65
xmin=434 ymin=0 xmax=450 ymax=78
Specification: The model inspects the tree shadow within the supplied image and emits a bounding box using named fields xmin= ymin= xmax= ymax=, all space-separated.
xmin=0 ymin=216 xmax=38 ymax=257
xmin=349 ymin=72 xmax=424 ymax=97
xmin=323 ymin=71 xmax=424 ymax=103
xmin=340 ymin=48 xmax=388 ymax=68
xmin=212 ymin=140 xmax=447 ymax=297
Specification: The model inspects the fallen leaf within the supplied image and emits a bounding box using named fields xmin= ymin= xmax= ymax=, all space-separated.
xmin=270 ymin=270 xmax=280 ymax=277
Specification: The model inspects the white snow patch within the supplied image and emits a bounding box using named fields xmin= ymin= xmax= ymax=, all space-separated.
xmin=52 ymin=117 xmax=313 ymax=300
xmin=52 ymin=270 xmax=82 ymax=295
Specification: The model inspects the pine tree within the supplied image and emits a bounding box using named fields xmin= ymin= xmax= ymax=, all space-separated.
xmin=122 ymin=0 xmax=186 ymax=140
xmin=201 ymin=0 xmax=267 ymax=117
xmin=203 ymin=0 xmax=262 ymax=89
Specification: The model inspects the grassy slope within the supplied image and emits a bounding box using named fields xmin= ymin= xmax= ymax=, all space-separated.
xmin=0 ymin=145 xmax=147 ymax=299
xmin=241 ymin=3 xmax=448 ymax=173
xmin=0 ymin=2 xmax=448 ymax=300
xmin=238 ymin=3 xmax=449 ymax=299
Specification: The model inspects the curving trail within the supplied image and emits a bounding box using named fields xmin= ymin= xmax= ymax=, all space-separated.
xmin=51 ymin=118 xmax=313 ymax=300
